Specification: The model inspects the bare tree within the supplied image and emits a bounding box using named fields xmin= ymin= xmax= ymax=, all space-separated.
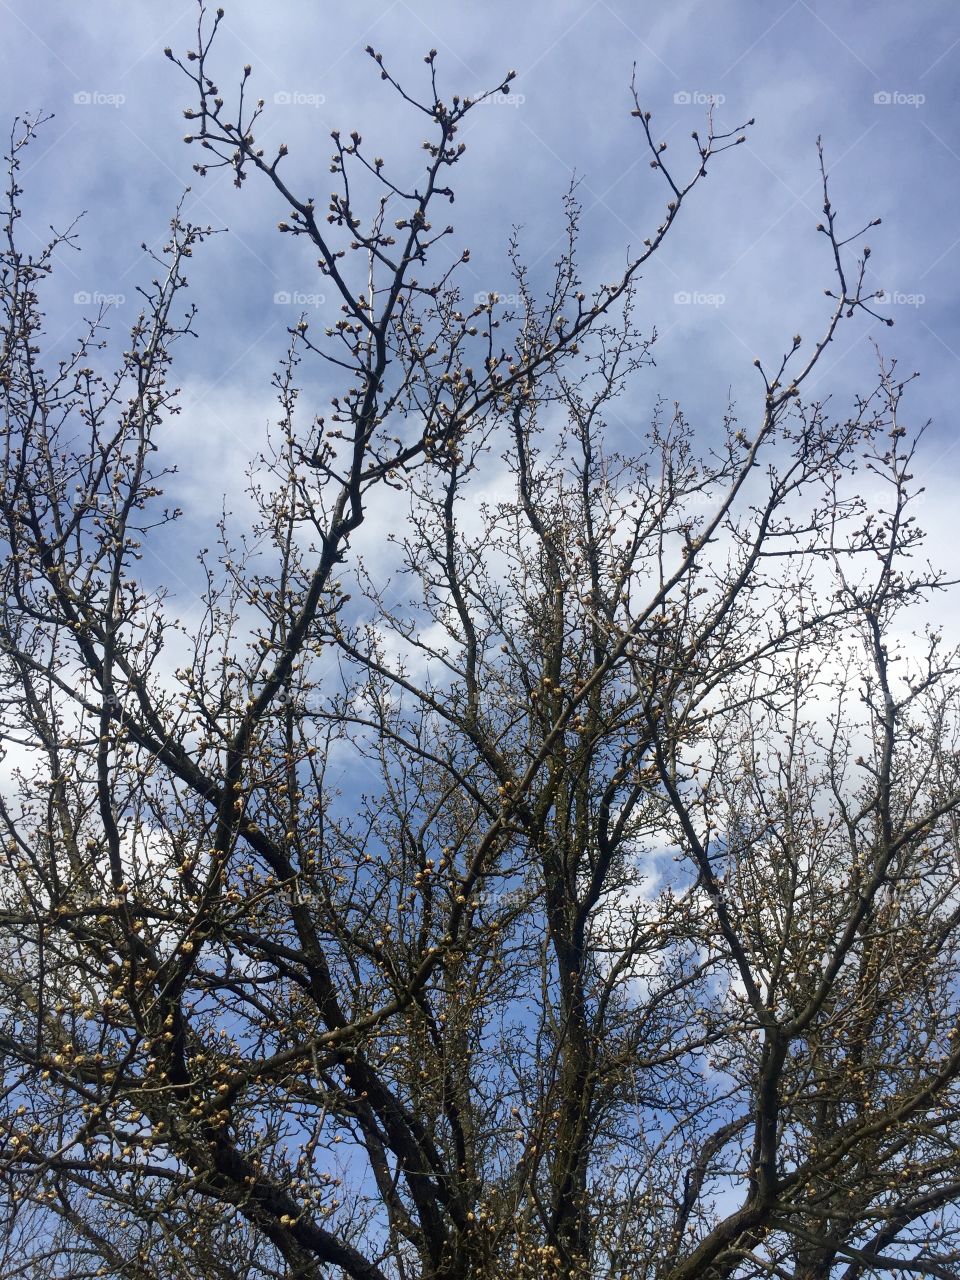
xmin=1 ymin=7 xmax=959 ymax=1279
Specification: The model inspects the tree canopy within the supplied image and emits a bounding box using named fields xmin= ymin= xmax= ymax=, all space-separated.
xmin=1 ymin=8 xmax=959 ymax=1279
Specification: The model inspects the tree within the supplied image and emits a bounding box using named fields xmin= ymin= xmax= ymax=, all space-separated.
xmin=2 ymin=7 xmax=960 ymax=1279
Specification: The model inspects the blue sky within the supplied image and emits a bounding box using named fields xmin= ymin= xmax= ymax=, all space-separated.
xmin=3 ymin=4 xmax=958 ymax=1252
xmin=1 ymin=0 xmax=957 ymax=577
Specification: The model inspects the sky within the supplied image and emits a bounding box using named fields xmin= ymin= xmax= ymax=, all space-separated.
xmin=1 ymin=0 xmax=958 ymax=607
xmin=2 ymin=2 xmax=957 ymax=1243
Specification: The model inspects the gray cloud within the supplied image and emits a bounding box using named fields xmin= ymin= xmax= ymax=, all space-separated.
xmin=3 ymin=0 xmax=957 ymax=534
